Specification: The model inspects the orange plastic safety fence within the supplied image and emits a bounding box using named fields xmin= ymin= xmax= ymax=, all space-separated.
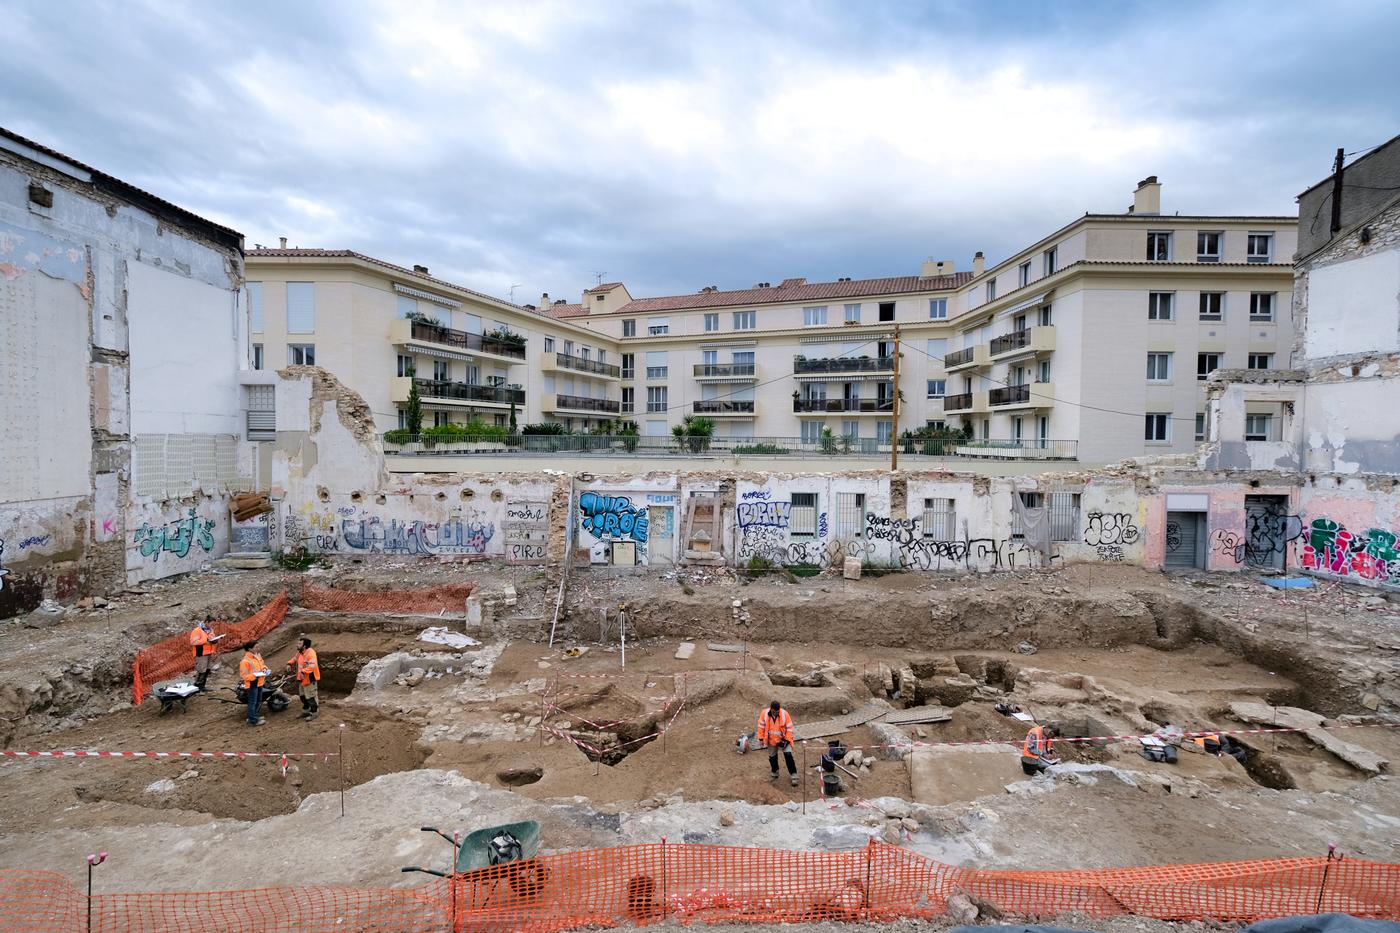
xmin=301 ymin=581 xmax=476 ymax=615
xmin=130 ymin=591 xmax=290 ymax=705
xmin=3 ymin=844 xmax=1396 ymax=933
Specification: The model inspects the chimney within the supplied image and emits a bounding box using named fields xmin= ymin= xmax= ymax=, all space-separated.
xmin=922 ymin=258 xmax=955 ymax=277
xmin=972 ymin=251 xmax=985 ymax=276
xmin=1133 ymin=176 xmax=1161 ymax=215
xmin=539 ymin=292 xmax=550 ymax=309
xmin=279 ymin=236 xmax=287 ymax=249
xmin=413 ymin=264 xmax=429 ymax=275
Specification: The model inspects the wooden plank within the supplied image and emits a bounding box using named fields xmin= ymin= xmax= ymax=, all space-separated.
xmin=706 ymin=642 xmax=744 ymax=653
xmin=885 ymin=706 xmax=953 ymax=725
xmin=794 ymin=703 xmax=889 ymax=741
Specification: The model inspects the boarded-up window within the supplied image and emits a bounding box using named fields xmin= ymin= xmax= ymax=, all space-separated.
xmin=790 ymin=493 xmax=818 ymax=539
xmin=287 ymin=282 xmax=315 ymax=333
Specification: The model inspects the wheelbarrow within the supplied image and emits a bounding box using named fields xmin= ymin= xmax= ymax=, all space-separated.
xmin=402 ymin=820 xmax=548 ymax=909
xmin=152 ymin=680 xmax=200 ymax=715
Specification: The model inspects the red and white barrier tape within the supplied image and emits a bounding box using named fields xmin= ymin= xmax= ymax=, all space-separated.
xmin=2 ymin=750 xmax=336 ymax=760
xmin=543 ymin=695 xmax=683 ymax=732
xmin=543 ymin=698 xmax=687 ymax=757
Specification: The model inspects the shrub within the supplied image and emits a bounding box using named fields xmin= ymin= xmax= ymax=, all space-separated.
xmin=671 ymin=415 xmax=715 ymax=453
xmin=383 ymin=428 xmax=414 ymax=446
xmin=522 ymin=422 xmax=567 ymax=435
xmin=277 ymin=545 xmax=329 ymax=571
xmin=485 ymin=326 xmax=526 ymax=347
xmin=734 ymin=443 xmax=790 ymax=455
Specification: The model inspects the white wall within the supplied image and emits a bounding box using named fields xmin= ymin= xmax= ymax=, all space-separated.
xmin=1304 ymin=248 xmax=1400 ymax=359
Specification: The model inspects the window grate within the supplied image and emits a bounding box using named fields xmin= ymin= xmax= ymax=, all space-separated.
xmin=921 ymin=498 xmax=956 ymax=540
xmin=790 ymin=493 xmax=818 ymax=539
xmin=835 ymin=492 xmax=866 ymax=540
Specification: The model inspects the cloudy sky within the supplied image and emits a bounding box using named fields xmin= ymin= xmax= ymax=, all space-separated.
xmin=3 ymin=0 xmax=1397 ymax=303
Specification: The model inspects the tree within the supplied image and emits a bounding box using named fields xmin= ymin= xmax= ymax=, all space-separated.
xmin=508 ymin=398 xmax=518 ymax=434
xmin=405 ymin=371 xmax=423 ymax=437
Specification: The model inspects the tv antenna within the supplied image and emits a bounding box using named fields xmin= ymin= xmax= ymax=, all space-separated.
xmin=508 ymin=284 xmax=522 ymax=303
xmin=593 ymin=271 xmax=606 ymax=286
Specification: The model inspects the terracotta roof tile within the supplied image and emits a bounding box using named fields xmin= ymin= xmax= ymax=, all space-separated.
xmin=608 ymin=272 xmax=971 ymax=314
xmin=547 ymin=303 xmax=587 ymax=319
xmin=584 ymin=282 xmax=625 ymax=293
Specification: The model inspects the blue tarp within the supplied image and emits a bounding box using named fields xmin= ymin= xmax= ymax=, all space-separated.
xmin=1262 ymin=576 xmax=1316 ymax=589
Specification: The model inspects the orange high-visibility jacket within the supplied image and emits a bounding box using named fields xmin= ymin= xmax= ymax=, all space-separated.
xmin=289 ymin=648 xmax=320 ymax=685
xmin=1193 ymin=733 xmax=1221 ymax=751
xmin=1022 ymin=726 xmax=1053 ymax=760
xmin=190 ymin=625 xmax=211 ymax=659
xmin=756 ymin=708 xmax=794 ymax=747
xmin=239 ymin=651 xmax=267 ymax=688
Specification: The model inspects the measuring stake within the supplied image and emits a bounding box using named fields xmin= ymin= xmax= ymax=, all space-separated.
xmin=338 ymin=724 xmax=346 ymax=818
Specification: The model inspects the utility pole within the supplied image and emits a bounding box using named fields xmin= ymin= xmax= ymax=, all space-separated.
xmin=1329 ymin=147 xmax=1345 ymax=236
xmin=890 ymin=324 xmax=902 ymax=472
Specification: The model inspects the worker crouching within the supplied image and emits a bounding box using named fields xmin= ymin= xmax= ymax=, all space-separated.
xmin=758 ymin=700 xmax=799 ymax=787
xmin=1020 ymin=724 xmax=1061 ymax=775
xmin=288 ymin=636 xmax=321 ymax=721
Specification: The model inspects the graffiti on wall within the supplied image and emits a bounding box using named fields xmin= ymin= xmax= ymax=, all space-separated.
xmin=1300 ymin=518 xmax=1400 ymax=586
xmin=1244 ymin=510 xmax=1305 ymax=566
xmin=338 ymin=517 xmax=496 ymax=555
xmin=578 ymin=493 xmax=649 ymax=543
xmin=0 ymin=539 xmax=8 ymax=591
xmin=736 ymin=500 xmax=791 ymax=528
xmin=1083 ymin=511 xmax=1139 ymax=561
xmin=503 ymin=501 xmax=548 ymax=564
xmin=1210 ymin=529 xmax=1247 ymax=563
xmin=133 ymin=508 xmax=216 ymax=562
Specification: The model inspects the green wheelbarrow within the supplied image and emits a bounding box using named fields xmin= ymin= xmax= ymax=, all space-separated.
xmin=402 ymin=820 xmax=548 ymax=902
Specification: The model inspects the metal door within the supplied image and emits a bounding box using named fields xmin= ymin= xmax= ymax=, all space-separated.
xmin=1243 ymin=495 xmax=1290 ymax=570
xmin=1165 ymin=512 xmax=1204 ymax=569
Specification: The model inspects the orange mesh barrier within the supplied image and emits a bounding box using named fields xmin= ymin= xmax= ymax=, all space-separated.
xmin=301 ymin=582 xmax=476 ymax=615
xmin=4 ymin=844 xmax=1396 ymax=932
xmin=130 ymin=591 xmax=290 ymax=705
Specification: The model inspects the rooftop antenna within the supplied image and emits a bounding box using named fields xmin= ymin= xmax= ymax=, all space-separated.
xmin=508 ymin=284 xmax=522 ymax=303
xmin=593 ymin=271 xmax=606 ymax=286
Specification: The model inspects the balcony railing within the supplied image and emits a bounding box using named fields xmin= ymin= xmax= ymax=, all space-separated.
xmin=792 ymin=397 xmax=894 ymax=413
xmin=415 ymin=378 xmax=524 ymax=405
xmin=944 ymin=348 xmax=976 ymax=368
xmin=555 ymin=353 xmax=621 ymax=378
xmin=409 ymin=320 xmax=526 ymax=360
xmin=792 ymin=356 xmax=894 ymax=375
xmin=988 ymin=384 xmax=1031 ymax=406
xmin=942 ymin=392 xmax=974 ymax=410
xmin=693 ymin=399 xmax=755 ymax=414
xmin=693 ymin=363 xmax=756 ymax=378
xmin=989 ymin=329 xmax=1030 ymax=356
xmin=553 ymin=394 xmax=620 ymax=413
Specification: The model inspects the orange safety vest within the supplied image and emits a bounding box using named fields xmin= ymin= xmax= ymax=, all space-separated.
xmin=190 ymin=625 xmax=211 ymax=658
xmin=239 ymin=651 xmax=267 ymax=688
xmin=289 ymin=647 xmax=320 ymax=685
xmin=1023 ymin=726 xmax=1053 ymax=760
xmin=756 ymin=708 xmax=794 ymax=747
xmin=1193 ymin=733 xmax=1221 ymax=751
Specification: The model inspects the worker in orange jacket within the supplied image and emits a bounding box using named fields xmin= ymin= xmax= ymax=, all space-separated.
xmin=287 ymin=636 xmax=321 ymax=721
xmin=238 ymin=641 xmax=270 ymax=727
xmin=1021 ymin=724 xmax=1061 ymax=775
xmin=757 ymin=700 xmax=799 ymax=786
xmin=188 ymin=617 xmax=223 ymax=691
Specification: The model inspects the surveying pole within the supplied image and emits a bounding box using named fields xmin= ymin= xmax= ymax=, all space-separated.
xmin=890 ymin=324 xmax=902 ymax=472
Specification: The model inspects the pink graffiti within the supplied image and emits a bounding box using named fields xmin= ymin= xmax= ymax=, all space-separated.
xmin=101 ymin=518 xmax=115 ymax=535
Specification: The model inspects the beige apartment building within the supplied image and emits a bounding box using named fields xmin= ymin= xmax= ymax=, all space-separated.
xmin=245 ymin=177 xmax=1296 ymax=463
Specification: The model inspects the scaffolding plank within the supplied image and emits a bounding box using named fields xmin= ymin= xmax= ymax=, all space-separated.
xmin=885 ymin=706 xmax=953 ymax=725
xmin=794 ymin=703 xmax=889 ymax=741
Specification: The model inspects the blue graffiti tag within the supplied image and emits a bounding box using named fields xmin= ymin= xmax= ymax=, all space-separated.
xmin=133 ymin=508 xmax=216 ymax=562
xmin=736 ymin=501 xmax=791 ymax=529
xmin=578 ymin=492 xmax=649 ymax=543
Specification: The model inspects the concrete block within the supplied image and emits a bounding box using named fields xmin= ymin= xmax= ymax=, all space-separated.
xmin=843 ymin=557 xmax=862 ymax=580
xmin=674 ymin=642 xmax=696 ymax=660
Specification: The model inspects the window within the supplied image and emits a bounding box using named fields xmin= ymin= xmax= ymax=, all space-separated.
xmin=1250 ymin=292 xmax=1275 ymax=321
xmin=1144 ymin=413 xmax=1170 ymax=442
xmin=843 ymin=303 xmax=861 ymax=322
xmin=800 ymin=421 xmax=822 ymax=444
xmin=733 ymin=310 xmax=756 ymax=330
xmin=286 ymin=282 xmax=315 ymax=333
xmin=1011 ymin=416 xmax=1023 ymax=442
xmin=1199 ymin=292 xmax=1224 ymax=320
xmin=1196 ymin=231 xmax=1221 ymax=263
xmin=1037 ymin=359 xmax=1052 ymax=383
xmin=1038 ymin=305 xmax=1052 ymax=326
xmin=621 ymin=387 xmax=635 ymax=413
xmin=1048 ymin=492 xmax=1080 ymax=542
xmin=789 ymin=492 xmax=819 ymax=538
xmin=598 ymin=349 xmax=607 ymax=365
xmin=841 ymin=420 xmax=859 ymax=441
xmin=926 ymin=379 xmax=946 ymax=399
xmin=646 ymin=386 xmax=668 ymax=412
xmin=928 ymin=298 xmax=947 ymax=320
xmin=835 ymin=492 xmax=866 ymax=539
xmin=252 ymin=344 xmax=264 ymax=370
xmin=397 ymin=295 xmax=418 ymax=319
xmin=580 ymin=347 xmax=591 ymax=361
xmin=1248 ymin=353 xmax=1273 ymax=370
xmin=464 ymin=313 xmax=482 ymax=334
xmin=621 ymin=353 xmax=635 ymax=379
xmin=704 ymin=313 xmax=719 ymax=332
xmin=875 ymin=421 xmax=893 ymax=446
xmin=622 ymin=319 xmax=636 ymax=337
xmin=1195 ymin=413 xmax=1207 ymax=442
xmin=647 ymin=317 xmax=670 ymax=336
xmin=646 ymin=419 xmax=667 ymax=436
xmin=433 ymin=411 xmax=450 ymax=428
xmin=1146 ymin=231 xmax=1172 ymax=261
xmin=397 ymin=410 xmax=410 ymax=430
xmin=562 ymin=339 xmax=574 ymax=357
xmin=1245 ymin=414 xmax=1273 ymax=441
xmin=803 ymin=306 xmax=828 ymax=327
xmin=926 ymin=419 xmax=947 ymax=432
xmin=1043 ymin=246 xmax=1058 ymax=276
xmin=645 ymin=351 xmax=668 ymax=379
xmin=247 ymin=282 xmax=264 ymax=331
xmin=1013 ymin=313 xmax=1027 ymax=332
xmin=1148 ymin=292 xmax=1174 ymax=321
xmin=542 ymin=337 xmax=555 ymax=353
xmin=986 ymin=280 xmax=997 ymax=301
xmin=1018 ymin=261 xmax=1031 ymax=287
xmin=1146 ymin=352 xmax=1172 ymax=381
xmin=1247 ymin=232 xmax=1273 ymax=263
xmin=1197 ymin=352 xmax=1222 ymax=380
xmin=433 ymin=360 xmax=450 ymax=381
xmin=287 ymin=344 xmax=315 ymax=365
xmin=926 ymin=338 xmax=947 ymax=359
xmin=396 ymin=354 xmax=413 ymax=377
xmin=878 ymin=302 xmax=895 ymax=322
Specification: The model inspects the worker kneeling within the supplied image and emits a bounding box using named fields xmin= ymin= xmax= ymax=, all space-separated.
xmin=758 ymin=700 xmax=799 ymax=787
xmin=1021 ymin=724 xmax=1061 ymax=775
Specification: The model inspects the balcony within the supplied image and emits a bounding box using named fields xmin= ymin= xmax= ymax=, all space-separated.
xmin=989 ymin=325 xmax=1056 ymax=361
xmin=391 ymin=377 xmax=524 ymax=409
xmin=942 ymin=390 xmax=987 ymax=415
xmin=546 ymin=393 xmax=620 ymax=415
xmin=944 ymin=345 xmax=989 ymax=373
xmin=988 ymin=382 xmax=1054 ymax=410
xmin=391 ymin=318 xmax=527 ymax=363
xmin=792 ymin=397 xmax=895 ymax=415
xmin=692 ymin=399 xmax=756 ymax=417
xmin=541 ymin=352 xmax=621 ymax=379
xmin=792 ymin=355 xmax=895 ymax=379
xmin=693 ymin=363 xmax=758 ymax=381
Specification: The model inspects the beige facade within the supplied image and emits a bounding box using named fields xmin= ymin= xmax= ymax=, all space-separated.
xmin=245 ymin=179 xmax=1296 ymax=463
